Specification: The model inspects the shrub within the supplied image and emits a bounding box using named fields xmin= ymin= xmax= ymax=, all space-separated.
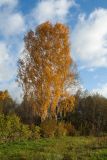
xmin=0 ymin=114 xmax=32 ymax=142
xmin=0 ymin=114 xmax=7 ymax=142
xmin=40 ymin=119 xmax=57 ymax=137
xmin=64 ymin=123 xmax=76 ymax=136
xmin=6 ymin=114 xmax=21 ymax=141
xmin=30 ymin=124 xmax=41 ymax=139
xmin=55 ymin=122 xmax=67 ymax=137
xmin=19 ymin=124 xmax=31 ymax=140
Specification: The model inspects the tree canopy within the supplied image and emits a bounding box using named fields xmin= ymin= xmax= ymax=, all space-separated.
xmin=18 ymin=22 xmax=76 ymax=120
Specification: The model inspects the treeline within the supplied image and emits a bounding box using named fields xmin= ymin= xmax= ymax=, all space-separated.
xmin=65 ymin=91 xmax=107 ymax=136
xmin=0 ymin=90 xmax=107 ymax=142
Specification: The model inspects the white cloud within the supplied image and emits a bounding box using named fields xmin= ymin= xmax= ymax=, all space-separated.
xmin=0 ymin=0 xmax=25 ymax=102
xmin=31 ymin=0 xmax=76 ymax=24
xmin=0 ymin=0 xmax=18 ymax=7
xmin=0 ymin=80 xmax=23 ymax=103
xmin=0 ymin=41 xmax=16 ymax=81
xmin=0 ymin=40 xmax=24 ymax=102
xmin=7 ymin=81 xmax=23 ymax=103
xmin=0 ymin=12 xmax=25 ymax=36
xmin=92 ymin=83 xmax=107 ymax=97
xmin=0 ymin=42 xmax=9 ymax=64
xmin=0 ymin=41 xmax=23 ymax=102
xmin=0 ymin=0 xmax=25 ymax=36
xmin=72 ymin=8 xmax=107 ymax=68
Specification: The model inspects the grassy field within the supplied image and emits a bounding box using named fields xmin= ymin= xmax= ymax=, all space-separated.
xmin=0 ymin=136 xmax=107 ymax=160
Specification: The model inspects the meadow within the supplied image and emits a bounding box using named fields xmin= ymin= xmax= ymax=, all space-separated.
xmin=0 ymin=136 xmax=107 ymax=160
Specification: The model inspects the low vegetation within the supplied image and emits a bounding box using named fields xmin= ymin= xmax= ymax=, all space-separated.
xmin=0 ymin=136 xmax=107 ymax=160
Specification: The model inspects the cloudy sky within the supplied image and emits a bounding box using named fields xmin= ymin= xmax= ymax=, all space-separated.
xmin=0 ymin=0 xmax=107 ymax=102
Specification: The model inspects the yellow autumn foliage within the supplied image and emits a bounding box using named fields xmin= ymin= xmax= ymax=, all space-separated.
xmin=18 ymin=22 xmax=76 ymax=120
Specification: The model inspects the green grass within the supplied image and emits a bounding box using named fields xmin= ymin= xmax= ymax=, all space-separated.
xmin=0 ymin=136 xmax=107 ymax=160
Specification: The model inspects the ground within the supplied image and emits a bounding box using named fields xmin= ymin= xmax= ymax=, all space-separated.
xmin=0 ymin=136 xmax=107 ymax=160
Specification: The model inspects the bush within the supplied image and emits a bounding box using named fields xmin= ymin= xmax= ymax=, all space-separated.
xmin=55 ymin=122 xmax=67 ymax=137
xmin=0 ymin=114 xmax=32 ymax=142
xmin=19 ymin=124 xmax=31 ymax=140
xmin=6 ymin=114 xmax=21 ymax=141
xmin=30 ymin=124 xmax=41 ymax=139
xmin=0 ymin=114 xmax=7 ymax=142
xmin=40 ymin=119 xmax=57 ymax=137
xmin=64 ymin=123 xmax=76 ymax=136
xmin=40 ymin=120 xmax=76 ymax=138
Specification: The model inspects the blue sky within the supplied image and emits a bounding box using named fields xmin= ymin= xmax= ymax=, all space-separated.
xmin=0 ymin=0 xmax=107 ymax=102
